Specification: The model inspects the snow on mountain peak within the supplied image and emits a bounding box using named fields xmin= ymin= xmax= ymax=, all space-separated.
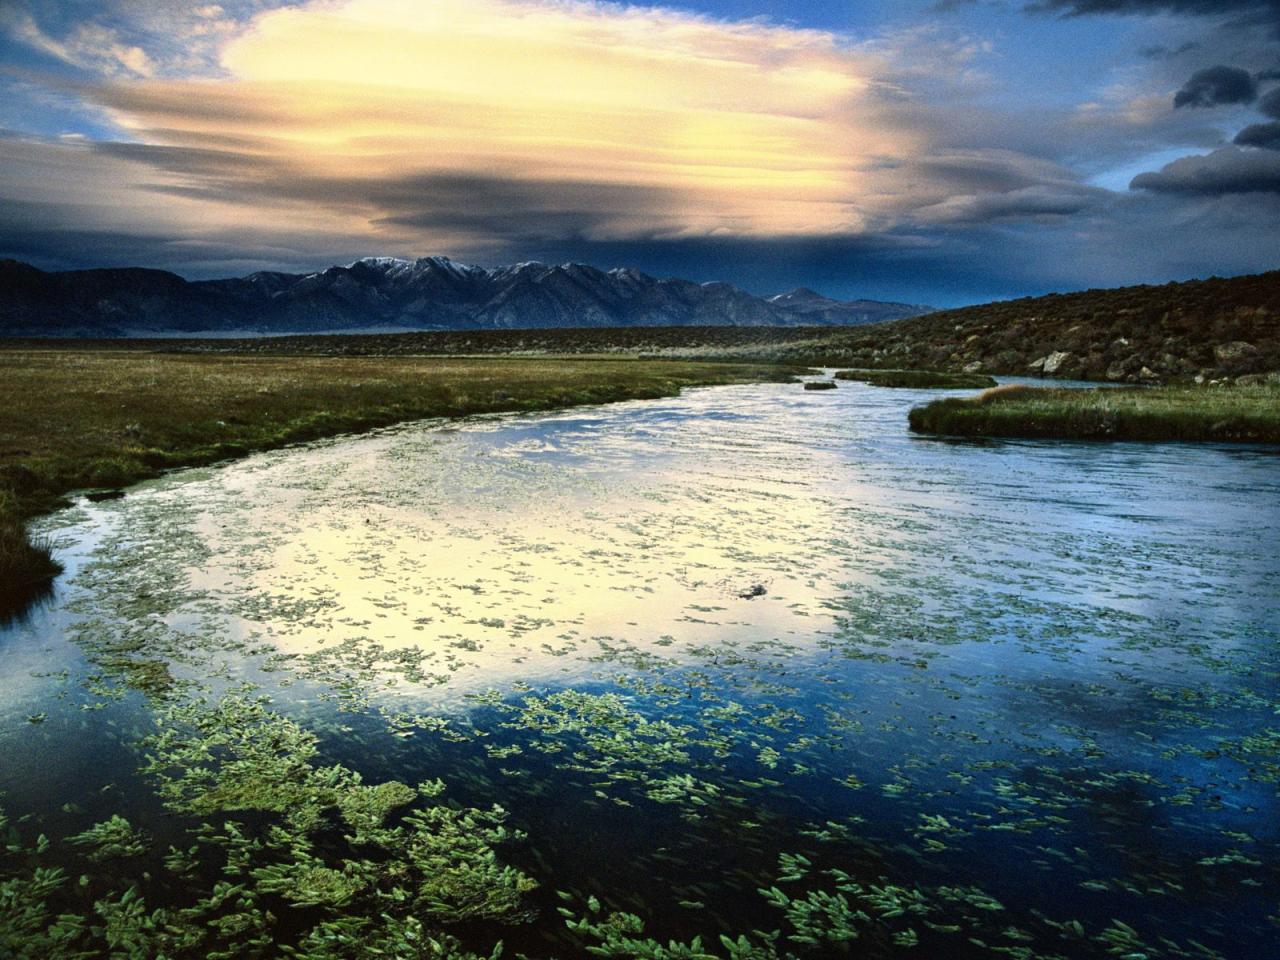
xmin=349 ymin=256 xmax=413 ymax=269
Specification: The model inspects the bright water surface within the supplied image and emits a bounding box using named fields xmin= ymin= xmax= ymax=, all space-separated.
xmin=1 ymin=376 xmax=1277 ymax=958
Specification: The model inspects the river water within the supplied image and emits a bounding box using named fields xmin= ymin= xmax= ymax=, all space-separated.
xmin=1 ymin=376 xmax=1277 ymax=958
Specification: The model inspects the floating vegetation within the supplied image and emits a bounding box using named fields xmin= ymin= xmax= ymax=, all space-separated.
xmin=1 ymin=689 xmax=537 ymax=957
xmin=65 ymin=815 xmax=149 ymax=861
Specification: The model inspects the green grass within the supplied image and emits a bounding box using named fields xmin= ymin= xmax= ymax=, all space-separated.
xmin=908 ymin=383 xmax=1280 ymax=443
xmin=834 ymin=368 xmax=997 ymax=389
xmin=0 ymin=349 xmax=800 ymax=611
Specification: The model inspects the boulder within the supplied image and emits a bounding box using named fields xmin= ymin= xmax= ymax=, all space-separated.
xmin=1215 ymin=341 xmax=1258 ymax=363
xmin=1214 ymin=341 xmax=1261 ymax=374
xmin=1042 ymin=350 xmax=1073 ymax=376
xmin=1107 ymin=354 xmax=1141 ymax=381
xmin=1236 ymin=371 xmax=1280 ymax=386
xmin=962 ymin=361 xmax=984 ymax=373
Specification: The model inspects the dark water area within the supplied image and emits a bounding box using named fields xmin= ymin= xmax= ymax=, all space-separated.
xmin=1 ymin=376 xmax=1277 ymax=958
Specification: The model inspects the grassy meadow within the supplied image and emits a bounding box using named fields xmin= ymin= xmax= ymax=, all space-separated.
xmin=0 ymin=349 xmax=800 ymax=608
xmin=908 ymin=382 xmax=1280 ymax=443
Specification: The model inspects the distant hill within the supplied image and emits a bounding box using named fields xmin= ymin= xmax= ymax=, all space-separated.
xmin=115 ymin=270 xmax=1271 ymax=384
xmin=831 ymin=270 xmax=1280 ymax=383
xmin=767 ymin=287 xmax=932 ymax=325
xmin=0 ymin=257 xmax=932 ymax=336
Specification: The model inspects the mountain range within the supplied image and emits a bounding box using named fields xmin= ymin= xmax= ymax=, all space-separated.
xmin=0 ymin=257 xmax=932 ymax=337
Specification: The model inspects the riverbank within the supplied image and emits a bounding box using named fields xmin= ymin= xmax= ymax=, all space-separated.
xmin=908 ymin=382 xmax=1280 ymax=443
xmin=835 ymin=368 xmax=997 ymax=388
xmin=0 ymin=349 xmax=800 ymax=610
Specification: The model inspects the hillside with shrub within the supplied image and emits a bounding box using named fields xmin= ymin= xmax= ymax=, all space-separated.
xmin=830 ymin=271 xmax=1280 ymax=384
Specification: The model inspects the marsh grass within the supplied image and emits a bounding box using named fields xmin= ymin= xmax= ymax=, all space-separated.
xmin=908 ymin=383 xmax=1280 ymax=443
xmin=0 ymin=349 xmax=799 ymax=610
xmin=834 ymin=369 xmax=997 ymax=389
xmin=0 ymin=485 xmax=61 ymax=606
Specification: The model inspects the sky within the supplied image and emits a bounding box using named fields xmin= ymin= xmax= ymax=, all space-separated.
xmin=0 ymin=0 xmax=1278 ymax=306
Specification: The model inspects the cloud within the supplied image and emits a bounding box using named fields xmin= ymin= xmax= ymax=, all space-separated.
xmin=1173 ymin=65 xmax=1257 ymax=107
xmin=1261 ymin=85 xmax=1280 ymax=117
xmin=1138 ymin=41 xmax=1200 ymax=59
xmin=57 ymin=0 xmax=931 ymax=244
xmin=914 ymin=183 xmax=1110 ymax=223
xmin=1 ymin=0 xmax=1111 ymax=260
xmin=1026 ymin=0 xmax=1280 ymax=37
xmin=1 ymin=0 xmax=258 ymax=76
xmin=1130 ymin=144 xmax=1280 ymax=193
xmin=1235 ymin=121 xmax=1280 ymax=148
xmin=1028 ymin=0 xmax=1277 ymax=18
xmin=0 ymin=6 xmax=155 ymax=77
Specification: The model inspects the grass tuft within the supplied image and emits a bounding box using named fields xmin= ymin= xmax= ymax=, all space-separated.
xmin=0 ymin=514 xmax=62 ymax=610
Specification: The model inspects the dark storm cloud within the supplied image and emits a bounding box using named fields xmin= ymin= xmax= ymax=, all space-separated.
xmin=371 ymin=175 xmax=678 ymax=244
xmin=475 ymin=233 xmax=1051 ymax=307
xmin=502 ymin=195 xmax=1280 ymax=306
xmin=1260 ymin=85 xmax=1280 ymax=116
xmin=1029 ymin=0 xmax=1278 ymax=17
xmin=1138 ymin=41 xmax=1200 ymax=59
xmin=908 ymin=152 xmax=1075 ymax=196
xmin=1027 ymin=0 xmax=1280 ymax=36
xmin=1173 ymin=65 xmax=1258 ymax=107
xmin=915 ymin=184 xmax=1109 ymax=224
xmin=1235 ymin=121 xmax=1280 ymax=147
xmin=4 ymin=188 xmax=1275 ymax=309
xmin=84 ymin=137 xmax=685 ymax=244
xmin=0 ymin=195 xmax=365 ymax=277
xmin=1130 ymin=145 xmax=1280 ymax=194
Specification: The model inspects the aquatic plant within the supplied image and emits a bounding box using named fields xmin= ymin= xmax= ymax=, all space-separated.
xmin=65 ymin=815 xmax=150 ymax=861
